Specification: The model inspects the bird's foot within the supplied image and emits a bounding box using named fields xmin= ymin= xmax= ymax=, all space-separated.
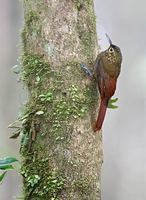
xmin=80 ymin=64 xmax=93 ymax=80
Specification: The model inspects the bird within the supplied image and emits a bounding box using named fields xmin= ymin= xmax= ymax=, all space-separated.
xmin=81 ymin=34 xmax=122 ymax=132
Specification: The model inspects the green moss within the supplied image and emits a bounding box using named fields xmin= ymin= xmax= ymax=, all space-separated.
xmin=21 ymin=157 xmax=65 ymax=199
xmin=21 ymin=10 xmax=42 ymax=50
xmin=19 ymin=53 xmax=98 ymax=180
xmin=74 ymin=0 xmax=97 ymax=63
xmin=19 ymin=0 xmax=99 ymax=198
xmin=21 ymin=54 xmax=51 ymax=86
xmin=21 ymin=53 xmax=94 ymax=131
xmin=74 ymin=178 xmax=91 ymax=195
xmin=25 ymin=11 xmax=39 ymax=26
xmin=74 ymin=0 xmax=93 ymax=10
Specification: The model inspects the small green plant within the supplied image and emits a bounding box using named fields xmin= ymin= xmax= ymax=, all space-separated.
xmin=27 ymin=174 xmax=41 ymax=187
xmin=0 ymin=157 xmax=18 ymax=183
xmin=108 ymin=98 xmax=119 ymax=109
xmin=38 ymin=91 xmax=54 ymax=103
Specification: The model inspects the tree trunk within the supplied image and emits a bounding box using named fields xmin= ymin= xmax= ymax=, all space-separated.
xmin=20 ymin=0 xmax=103 ymax=199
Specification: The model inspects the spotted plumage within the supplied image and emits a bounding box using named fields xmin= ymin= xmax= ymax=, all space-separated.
xmin=80 ymin=34 xmax=123 ymax=132
xmin=92 ymin=35 xmax=122 ymax=131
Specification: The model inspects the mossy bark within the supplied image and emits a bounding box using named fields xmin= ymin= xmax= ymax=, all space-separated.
xmin=20 ymin=0 xmax=103 ymax=199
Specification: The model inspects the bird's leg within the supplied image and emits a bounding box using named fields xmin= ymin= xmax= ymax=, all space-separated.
xmin=80 ymin=64 xmax=93 ymax=80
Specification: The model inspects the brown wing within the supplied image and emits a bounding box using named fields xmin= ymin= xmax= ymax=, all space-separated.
xmin=96 ymin=58 xmax=117 ymax=99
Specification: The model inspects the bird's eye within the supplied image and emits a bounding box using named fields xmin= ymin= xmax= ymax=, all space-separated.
xmin=109 ymin=47 xmax=114 ymax=52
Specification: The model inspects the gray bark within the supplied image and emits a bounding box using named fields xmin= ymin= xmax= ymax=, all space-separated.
xmin=20 ymin=0 xmax=103 ymax=199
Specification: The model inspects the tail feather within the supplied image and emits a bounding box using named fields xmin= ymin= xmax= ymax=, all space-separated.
xmin=94 ymin=98 xmax=108 ymax=132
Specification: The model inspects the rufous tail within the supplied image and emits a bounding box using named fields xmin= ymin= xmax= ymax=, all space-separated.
xmin=94 ymin=98 xmax=108 ymax=132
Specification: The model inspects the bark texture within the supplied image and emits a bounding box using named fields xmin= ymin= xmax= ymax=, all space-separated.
xmin=20 ymin=0 xmax=103 ymax=199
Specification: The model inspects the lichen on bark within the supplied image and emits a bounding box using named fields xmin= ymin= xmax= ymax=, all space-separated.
xmin=20 ymin=0 xmax=103 ymax=199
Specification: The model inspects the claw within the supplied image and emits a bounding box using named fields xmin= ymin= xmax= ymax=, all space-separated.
xmin=80 ymin=64 xmax=93 ymax=79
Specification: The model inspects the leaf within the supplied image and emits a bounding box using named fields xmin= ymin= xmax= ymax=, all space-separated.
xmin=11 ymin=65 xmax=20 ymax=74
xmin=38 ymin=94 xmax=45 ymax=98
xmin=0 ymin=172 xmax=7 ymax=183
xmin=108 ymin=104 xmax=118 ymax=109
xmin=36 ymin=76 xmax=40 ymax=82
xmin=0 ymin=165 xmax=14 ymax=170
xmin=46 ymin=92 xmax=53 ymax=97
xmin=109 ymin=98 xmax=118 ymax=103
xmin=108 ymin=98 xmax=119 ymax=109
xmin=8 ymin=119 xmax=20 ymax=128
xmin=9 ymin=131 xmax=21 ymax=139
xmin=0 ymin=157 xmax=18 ymax=167
xmin=35 ymin=111 xmax=44 ymax=115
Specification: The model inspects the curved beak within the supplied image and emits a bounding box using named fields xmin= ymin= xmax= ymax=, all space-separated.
xmin=105 ymin=33 xmax=112 ymax=45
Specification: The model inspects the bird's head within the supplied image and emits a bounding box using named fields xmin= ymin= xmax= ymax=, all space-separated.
xmin=105 ymin=34 xmax=122 ymax=63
